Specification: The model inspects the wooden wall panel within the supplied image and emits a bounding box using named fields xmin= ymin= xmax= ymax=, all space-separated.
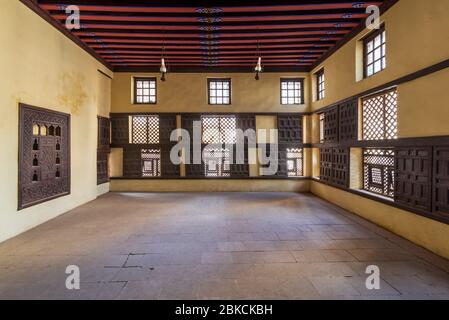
xmin=97 ymin=116 xmax=110 ymax=185
xmin=395 ymin=147 xmax=432 ymax=212
xmin=434 ymin=147 xmax=449 ymax=218
xmin=277 ymin=115 xmax=302 ymax=143
xmin=339 ymin=99 xmax=358 ymax=143
xmin=111 ymin=115 xmax=129 ymax=145
xmin=323 ymin=107 xmax=339 ymax=143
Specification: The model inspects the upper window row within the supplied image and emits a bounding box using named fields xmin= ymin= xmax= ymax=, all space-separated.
xmin=133 ymin=77 xmax=304 ymax=106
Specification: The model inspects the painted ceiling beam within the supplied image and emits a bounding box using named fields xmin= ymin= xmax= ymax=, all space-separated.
xmin=40 ymin=2 xmax=382 ymax=13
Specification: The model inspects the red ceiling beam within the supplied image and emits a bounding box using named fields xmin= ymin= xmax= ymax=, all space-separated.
xmin=52 ymin=13 xmax=368 ymax=23
xmin=41 ymin=2 xmax=382 ymax=14
xmin=101 ymin=55 xmax=318 ymax=60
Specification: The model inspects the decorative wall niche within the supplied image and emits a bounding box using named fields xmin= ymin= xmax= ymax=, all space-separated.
xmin=18 ymin=104 xmax=70 ymax=210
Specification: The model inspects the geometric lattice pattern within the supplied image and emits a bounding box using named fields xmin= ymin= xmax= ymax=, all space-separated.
xmin=281 ymin=79 xmax=303 ymax=105
xmin=363 ymin=148 xmax=395 ymax=197
xmin=208 ymin=79 xmax=231 ymax=105
xmin=202 ymin=116 xmax=236 ymax=144
xmin=364 ymin=26 xmax=386 ymax=77
xmin=131 ymin=116 xmax=160 ymax=144
xmin=204 ymin=147 xmax=231 ymax=177
xmin=362 ymin=89 xmax=398 ymax=140
xmin=287 ymin=148 xmax=303 ymax=177
xmin=134 ymin=78 xmax=156 ymax=104
xmin=142 ymin=149 xmax=161 ymax=177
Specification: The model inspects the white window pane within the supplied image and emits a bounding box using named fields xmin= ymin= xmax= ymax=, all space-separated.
xmin=143 ymin=89 xmax=150 ymax=96
xmin=382 ymin=31 xmax=386 ymax=43
xmin=216 ymin=82 xmax=222 ymax=89
xmin=367 ymin=41 xmax=373 ymax=52
xmin=382 ymin=44 xmax=386 ymax=56
xmin=281 ymin=83 xmax=287 ymax=89
xmin=210 ymin=82 xmax=216 ymax=89
xmin=288 ymin=98 xmax=294 ymax=104
xmin=143 ymin=81 xmax=150 ymax=89
xmin=137 ymin=89 xmax=142 ymax=96
xmin=150 ymin=81 xmax=156 ymax=89
xmin=210 ymin=97 xmax=216 ymax=104
xmin=136 ymin=81 xmax=143 ymax=89
xmin=223 ymin=97 xmax=230 ymax=104
xmin=223 ymin=82 xmax=229 ymax=89
xmin=374 ymin=47 xmax=381 ymax=60
xmin=150 ymin=89 xmax=156 ymax=96
xmin=217 ymin=97 xmax=223 ymax=104
xmin=367 ymin=65 xmax=374 ymax=76
xmin=143 ymin=96 xmax=150 ymax=103
xmin=294 ymin=82 xmax=300 ymax=89
xmin=150 ymin=96 xmax=156 ymax=103
xmin=367 ymin=53 xmax=374 ymax=64
xmin=223 ymin=89 xmax=229 ymax=97
xmin=282 ymin=98 xmax=288 ymax=104
xmin=137 ymin=96 xmax=143 ymax=103
xmin=294 ymin=98 xmax=300 ymax=104
xmin=382 ymin=57 xmax=387 ymax=69
xmin=374 ymin=60 xmax=381 ymax=73
xmin=288 ymin=82 xmax=294 ymax=89
xmin=374 ymin=35 xmax=381 ymax=48
xmin=210 ymin=89 xmax=216 ymax=97
xmin=281 ymin=90 xmax=287 ymax=98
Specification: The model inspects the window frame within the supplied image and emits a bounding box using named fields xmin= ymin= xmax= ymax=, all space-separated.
xmin=280 ymin=78 xmax=305 ymax=105
xmin=130 ymin=115 xmax=160 ymax=144
xmin=362 ymin=148 xmax=395 ymax=198
xmin=133 ymin=77 xmax=157 ymax=105
xmin=316 ymin=69 xmax=325 ymax=101
xmin=207 ymin=78 xmax=232 ymax=105
xmin=363 ymin=24 xmax=386 ymax=78
xmin=286 ymin=148 xmax=304 ymax=177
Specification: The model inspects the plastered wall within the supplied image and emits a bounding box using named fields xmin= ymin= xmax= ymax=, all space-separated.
xmin=111 ymin=72 xmax=310 ymax=114
xmin=0 ymin=1 xmax=112 ymax=242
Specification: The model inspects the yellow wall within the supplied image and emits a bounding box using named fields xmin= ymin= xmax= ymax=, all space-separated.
xmin=311 ymin=182 xmax=449 ymax=260
xmin=311 ymin=0 xmax=449 ymax=115
xmin=0 ymin=1 xmax=112 ymax=242
xmin=111 ymin=72 xmax=310 ymax=113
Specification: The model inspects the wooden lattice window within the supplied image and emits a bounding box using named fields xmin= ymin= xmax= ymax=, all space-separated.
xmin=202 ymin=115 xmax=236 ymax=144
xmin=134 ymin=77 xmax=156 ymax=104
xmin=281 ymin=78 xmax=304 ymax=105
xmin=208 ymin=79 xmax=231 ymax=105
xmin=363 ymin=25 xmax=386 ymax=78
xmin=286 ymin=148 xmax=303 ymax=177
xmin=362 ymin=89 xmax=398 ymax=140
xmin=204 ymin=147 xmax=231 ymax=177
xmin=131 ymin=115 xmax=160 ymax=144
xmin=363 ymin=148 xmax=395 ymax=197
xmin=316 ymin=69 xmax=325 ymax=100
xmin=142 ymin=149 xmax=161 ymax=177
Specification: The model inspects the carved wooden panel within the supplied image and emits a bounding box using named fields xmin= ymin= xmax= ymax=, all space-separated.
xmin=182 ymin=114 xmax=203 ymax=177
xmin=19 ymin=104 xmax=70 ymax=210
xmin=159 ymin=114 xmax=178 ymax=144
xmin=97 ymin=116 xmax=110 ymax=185
xmin=339 ymin=99 xmax=358 ymax=143
xmin=277 ymin=115 xmax=303 ymax=143
xmin=320 ymin=148 xmax=334 ymax=183
xmin=323 ymin=107 xmax=339 ymax=143
xmin=433 ymin=147 xmax=449 ymax=218
xmin=236 ymin=114 xmax=256 ymax=132
xmin=395 ymin=147 xmax=432 ymax=212
xmin=123 ymin=145 xmax=142 ymax=178
xmin=111 ymin=115 xmax=129 ymax=145
xmin=161 ymin=143 xmax=180 ymax=177
xmin=332 ymin=148 xmax=350 ymax=187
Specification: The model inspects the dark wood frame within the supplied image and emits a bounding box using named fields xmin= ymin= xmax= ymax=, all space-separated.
xmin=362 ymin=24 xmax=386 ymax=79
xmin=18 ymin=103 xmax=71 ymax=210
xmin=280 ymin=78 xmax=305 ymax=105
xmin=315 ymin=69 xmax=325 ymax=101
xmin=133 ymin=77 xmax=157 ymax=105
xmin=362 ymin=147 xmax=395 ymax=198
xmin=130 ymin=114 xmax=160 ymax=144
xmin=207 ymin=78 xmax=232 ymax=105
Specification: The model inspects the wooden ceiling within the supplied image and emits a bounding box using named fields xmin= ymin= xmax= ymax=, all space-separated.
xmin=33 ymin=0 xmax=390 ymax=72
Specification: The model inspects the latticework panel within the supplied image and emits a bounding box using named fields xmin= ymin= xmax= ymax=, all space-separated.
xmin=131 ymin=115 xmax=160 ymax=144
xmin=97 ymin=116 xmax=110 ymax=185
xmin=111 ymin=115 xmax=129 ymax=145
xmin=332 ymin=148 xmax=350 ymax=187
xmin=362 ymin=89 xmax=398 ymax=140
xmin=97 ymin=150 xmax=109 ymax=185
xmin=204 ymin=147 xmax=231 ymax=177
xmin=320 ymin=148 xmax=333 ymax=183
xmin=395 ymin=147 xmax=432 ymax=212
xmin=202 ymin=115 xmax=236 ymax=144
xmin=433 ymin=147 xmax=449 ymax=218
xmin=323 ymin=107 xmax=339 ymax=143
xmin=286 ymin=148 xmax=303 ymax=177
xmin=363 ymin=148 xmax=395 ymax=197
xmin=278 ymin=115 xmax=303 ymax=143
xmin=339 ymin=99 xmax=358 ymax=143
xmin=142 ymin=149 xmax=161 ymax=177
xmin=98 ymin=117 xmax=110 ymax=149
xmin=19 ymin=104 xmax=70 ymax=210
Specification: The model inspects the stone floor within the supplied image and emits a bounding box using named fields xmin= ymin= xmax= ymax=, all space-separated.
xmin=0 ymin=192 xmax=449 ymax=300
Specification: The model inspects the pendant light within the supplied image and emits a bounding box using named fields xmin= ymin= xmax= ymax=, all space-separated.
xmin=254 ymin=42 xmax=262 ymax=80
xmin=160 ymin=45 xmax=167 ymax=81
